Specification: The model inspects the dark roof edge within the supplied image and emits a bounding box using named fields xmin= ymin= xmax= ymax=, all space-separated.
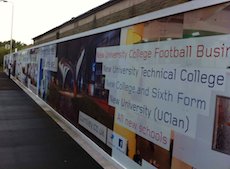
xmin=33 ymin=0 xmax=122 ymax=40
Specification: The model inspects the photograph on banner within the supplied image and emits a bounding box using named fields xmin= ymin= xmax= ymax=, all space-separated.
xmin=212 ymin=96 xmax=230 ymax=155
xmin=38 ymin=44 xmax=57 ymax=100
xmin=15 ymin=50 xmax=30 ymax=86
xmin=42 ymin=30 xmax=121 ymax=154
xmin=27 ymin=48 xmax=40 ymax=94
xmin=11 ymin=53 xmax=17 ymax=77
xmin=41 ymin=44 xmax=58 ymax=72
xmin=3 ymin=55 xmax=8 ymax=72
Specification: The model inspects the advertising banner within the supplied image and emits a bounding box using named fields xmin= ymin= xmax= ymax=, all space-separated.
xmin=97 ymin=34 xmax=230 ymax=169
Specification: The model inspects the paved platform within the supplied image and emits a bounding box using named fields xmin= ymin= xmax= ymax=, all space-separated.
xmin=0 ymin=72 xmax=107 ymax=169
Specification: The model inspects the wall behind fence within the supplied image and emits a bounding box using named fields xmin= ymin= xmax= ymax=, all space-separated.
xmin=5 ymin=1 xmax=230 ymax=169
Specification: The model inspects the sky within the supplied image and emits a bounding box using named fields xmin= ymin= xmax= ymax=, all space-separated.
xmin=0 ymin=0 xmax=109 ymax=45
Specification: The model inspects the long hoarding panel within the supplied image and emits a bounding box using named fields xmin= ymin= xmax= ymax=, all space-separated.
xmin=5 ymin=2 xmax=230 ymax=169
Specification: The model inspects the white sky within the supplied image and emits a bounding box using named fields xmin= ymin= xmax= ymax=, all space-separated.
xmin=0 ymin=0 xmax=109 ymax=44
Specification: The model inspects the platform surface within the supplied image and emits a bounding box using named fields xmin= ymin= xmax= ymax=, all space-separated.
xmin=0 ymin=72 xmax=104 ymax=169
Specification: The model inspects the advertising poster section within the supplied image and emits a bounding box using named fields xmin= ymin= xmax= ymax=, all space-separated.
xmin=4 ymin=1 xmax=230 ymax=169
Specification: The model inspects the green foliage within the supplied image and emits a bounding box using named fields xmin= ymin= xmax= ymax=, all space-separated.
xmin=0 ymin=40 xmax=28 ymax=71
